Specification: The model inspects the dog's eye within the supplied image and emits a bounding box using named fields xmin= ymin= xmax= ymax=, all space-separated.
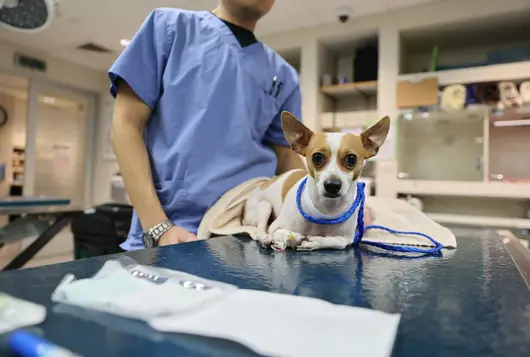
xmin=312 ymin=153 xmax=325 ymax=166
xmin=344 ymin=154 xmax=357 ymax=167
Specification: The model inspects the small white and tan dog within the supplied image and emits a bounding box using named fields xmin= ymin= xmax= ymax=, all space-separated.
xmin=243 ymin=111 xmax=390 ymax=251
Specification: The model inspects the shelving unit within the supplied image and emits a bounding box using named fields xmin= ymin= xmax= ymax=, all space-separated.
xmin=398 ymin=61 xmax=530 ymax=86
xmin=11 ymin=147 xmax=25 ymax=187
xmin=318 ymin=37 xmax=378 ymax=133
xmin=394 ymin=11 xmax=530 ymax=228
xmin=321 ymin=80 xmax=377 ymax=99
xmin=396 ymin=108 xmax=530 ymax=228
xmin=311 ymin=36 xmax=380 ymax=194
xmin=426 ymin=213 xmax=530 ymax=229
xmin=396 ymin=180 xmax=530 ymax=200
xmin=265 ymin=0 xmax=530 ymax=229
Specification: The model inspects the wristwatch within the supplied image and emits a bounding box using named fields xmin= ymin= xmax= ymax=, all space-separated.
xmin=142 ymin=219 xmax=175 ymax=248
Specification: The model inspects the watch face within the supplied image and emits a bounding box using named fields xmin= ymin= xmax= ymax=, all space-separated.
xmin=0 ymin=106 xmax=7 ymax=128
xmin=142 ymin=233 xmax=155 ymax=248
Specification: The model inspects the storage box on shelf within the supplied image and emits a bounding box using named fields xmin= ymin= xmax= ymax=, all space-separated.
xmin=318 ymin=37 xmax=378 ymax=132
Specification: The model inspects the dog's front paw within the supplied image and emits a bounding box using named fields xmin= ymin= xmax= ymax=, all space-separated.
xmin=269 ymin=229 xmax=304 ymax=252
xmin=270 ymin=229 xmax=291 ymax=251
xmin=296 ymin=236 xmax=320 ymax=251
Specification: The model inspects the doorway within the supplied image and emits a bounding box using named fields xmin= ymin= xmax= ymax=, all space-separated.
xmin=0 ymin=73 xmax=29 ymax=203
xmin=25 ymin=80 xmax=96 ymax=207
xmin=0 ymin=73 xmax=96 ymax=207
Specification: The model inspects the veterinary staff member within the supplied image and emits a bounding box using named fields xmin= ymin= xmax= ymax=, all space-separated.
xmin=109 ymin=0 xmax=305 ymax=250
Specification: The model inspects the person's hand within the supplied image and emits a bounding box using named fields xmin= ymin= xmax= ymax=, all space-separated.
xmin=157 ymin=226 xmax=199 ymax=246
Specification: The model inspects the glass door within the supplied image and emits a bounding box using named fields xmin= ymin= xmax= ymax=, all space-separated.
xmin=396 ymin=109 xmax=487 ymax=181
xmin=25 ymin=81 xmax=96 ymax=207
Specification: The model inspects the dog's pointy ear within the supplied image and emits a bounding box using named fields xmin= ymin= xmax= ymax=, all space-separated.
xmin=281 ymin=111 xmax=314 ymax=156
xmin=361 ymin=116 xmax=390 ymax=158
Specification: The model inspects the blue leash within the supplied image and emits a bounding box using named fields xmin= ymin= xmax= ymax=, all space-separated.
xmin=296 ymin=178 xmax=443 ymax=254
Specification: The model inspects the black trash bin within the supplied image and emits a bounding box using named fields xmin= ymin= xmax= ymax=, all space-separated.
xmin=71 ymin=203 xmax=133 ymax=259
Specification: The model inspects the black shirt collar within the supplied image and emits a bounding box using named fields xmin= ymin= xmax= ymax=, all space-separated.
xmin=217 ymin=17 xmax=258 ymax=48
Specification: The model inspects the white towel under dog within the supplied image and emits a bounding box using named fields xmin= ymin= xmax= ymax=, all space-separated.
xmin=364 ymin=197 xmax=457 ymax=248
xmin=52 ymin=257 xmax=401 ymax=357
xmin=197 ymin=177 xmax=457 ymax=250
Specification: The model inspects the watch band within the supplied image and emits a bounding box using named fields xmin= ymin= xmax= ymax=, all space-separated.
xmin=142 ymin=219 xmax=174 ymax=247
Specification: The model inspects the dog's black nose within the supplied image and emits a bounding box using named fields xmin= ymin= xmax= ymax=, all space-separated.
xmin=323 ymin=178 xmax=342 ymax=196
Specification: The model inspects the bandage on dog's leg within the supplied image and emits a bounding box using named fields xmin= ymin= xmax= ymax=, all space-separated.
xmin=270 ymin=229 xmax=304 ymax=251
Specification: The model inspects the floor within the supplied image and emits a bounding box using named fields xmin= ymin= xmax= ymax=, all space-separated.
xmin=0 ymin=225 xmax=74 ymax=270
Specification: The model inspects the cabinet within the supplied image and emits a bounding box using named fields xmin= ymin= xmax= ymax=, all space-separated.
xmin=397 ymin=109 xmax=486 ymax=182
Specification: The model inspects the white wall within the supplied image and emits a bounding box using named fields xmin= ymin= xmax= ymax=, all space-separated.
xmin=11 ymin=98 xmax=27 ymax=148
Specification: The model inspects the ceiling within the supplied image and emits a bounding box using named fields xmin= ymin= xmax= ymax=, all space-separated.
xmin=0 ymin=0 xmax=437 ymax=72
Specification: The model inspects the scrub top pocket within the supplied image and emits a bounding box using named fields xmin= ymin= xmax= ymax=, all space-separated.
xmin=251 ymin=85 xmax=281 ymax=141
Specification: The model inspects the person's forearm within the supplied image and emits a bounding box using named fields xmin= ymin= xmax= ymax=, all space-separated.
xmin=274 ymin=145 xmax=306 ymax=174
xmin=111 ymin=122 xmax=167 ymax=230
xmin=278 ymin=154 xmax=306 ymax=174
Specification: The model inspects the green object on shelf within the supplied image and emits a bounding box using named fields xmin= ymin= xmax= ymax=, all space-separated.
xmin=430 ymin=45 xmax=439 ymax=72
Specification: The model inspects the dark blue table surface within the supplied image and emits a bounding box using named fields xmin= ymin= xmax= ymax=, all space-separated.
xmin=0 ymin=228 xmax=529 ymax=357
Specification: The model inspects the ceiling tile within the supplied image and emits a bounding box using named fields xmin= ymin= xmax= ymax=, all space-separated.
xmin=385 ymin=0 xmax=437 ymax=10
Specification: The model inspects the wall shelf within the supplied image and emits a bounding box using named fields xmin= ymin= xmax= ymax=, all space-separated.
xmin=321 ymin=81 xmax=378 ymax=99
xmin=398 ymin=61 xmax=530 ymax=86
xmin=397 ymin=180 xmax=530 ymax=200
xmin=321 ymin=110 xmax=378 ymax=129
xmin=427 ymin=213 xmax=530 ymax=229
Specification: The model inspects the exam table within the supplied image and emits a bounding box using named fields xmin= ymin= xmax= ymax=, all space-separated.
xmin=0 ymin=227 xmax=529 ymax=357
xmin=0 ymin=197 xmax=81 ymax=271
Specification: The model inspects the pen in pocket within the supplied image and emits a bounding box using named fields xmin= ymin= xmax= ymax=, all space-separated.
xmin=269 ymin=76 xmax=278 ymax=95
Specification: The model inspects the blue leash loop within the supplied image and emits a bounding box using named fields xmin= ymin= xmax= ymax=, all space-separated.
xmin=296 ymin=178 xmax=443 ymax=254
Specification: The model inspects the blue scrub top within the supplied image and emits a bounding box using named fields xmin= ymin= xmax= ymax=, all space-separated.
xmin=108 ymin=8 xmax=301 ymax=250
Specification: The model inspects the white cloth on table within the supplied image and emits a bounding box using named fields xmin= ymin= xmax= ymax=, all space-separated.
xmin=51 ymin=257 xmax=401 ymax=357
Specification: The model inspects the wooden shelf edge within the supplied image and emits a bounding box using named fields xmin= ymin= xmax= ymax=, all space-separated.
xmin=398 ymin=61 xmax=530 ymax=86
xmin=396 ymin=180 xmax=530 ymax=199
xmin=321 ymin=80 xmax=378 ymax=95
xmin=427 ymin=213 xmax=530 ymax=229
